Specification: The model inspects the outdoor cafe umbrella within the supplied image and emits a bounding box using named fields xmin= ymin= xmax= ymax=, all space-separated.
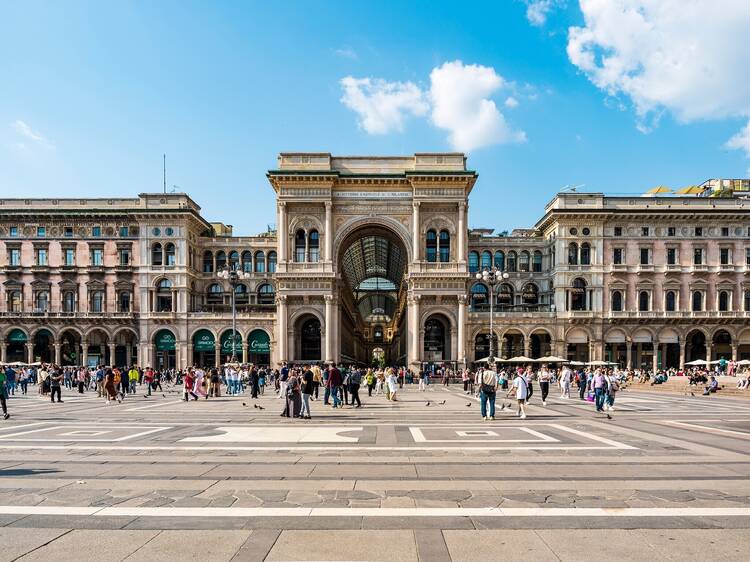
xmin=675 ymin=185 xmax=704 ymax=195
xmin=587 ymin=360 xmax=610 ymax=366
xmin=535 ymin=355 xmax=569 ymax=363
xmin=506 ymin=356 xmax=534 ymax=363
xmin=736 ymin=359 xmax=750 ymax=366
xmin=644 ymin=185 xmax=672 ymax=195
xmin=685 ymin=359 xmax=708 ymax=366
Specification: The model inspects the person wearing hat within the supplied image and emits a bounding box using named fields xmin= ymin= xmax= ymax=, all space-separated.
xmin=479 ymin=365 xmax=498 ymax=420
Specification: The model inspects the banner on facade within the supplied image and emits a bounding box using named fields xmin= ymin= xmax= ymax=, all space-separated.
xmin=248 ymin=329 xmax=270 ymax=353
xmin=193 ymin=329 xmax=215 ymax=352
xmin=155 ymin=330 xmax=176 ymax=351
xmin=221 ymin=331 xmax=242 ymax=354
xmin=7 ymin=329 xmax=27 ymax=343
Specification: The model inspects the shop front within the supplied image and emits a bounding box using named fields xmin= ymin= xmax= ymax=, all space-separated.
xmin=247 ymin=329 xmax=271 ymax=366
xmin=154 ymin=329 xmax=176 ymax=370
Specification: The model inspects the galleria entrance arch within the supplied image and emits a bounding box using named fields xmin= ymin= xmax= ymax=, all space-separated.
xmin=268 ymin=152 xmax=475 ymax=369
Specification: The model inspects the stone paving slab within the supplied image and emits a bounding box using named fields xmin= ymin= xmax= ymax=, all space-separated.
xmin=444 ymin=530 xmax=559 ymax=561
xmin=266 ymin=530 xmax=418 ymax=561
xmin=124 ymin=530 xmax=251 ymax=561
xmin=17 ymin=529 xmax=161 ymax=561
xmin=0 ymin=527 xmax=69 ymax=562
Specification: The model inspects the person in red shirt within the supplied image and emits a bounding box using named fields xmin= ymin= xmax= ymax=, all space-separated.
xmin=183 ymin=370 xmax=198 ymax=401
xmin=144 ymin=368 xmax=154 ymax=397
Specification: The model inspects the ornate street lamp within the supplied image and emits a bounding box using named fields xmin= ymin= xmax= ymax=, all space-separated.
xmin=475 ymin=267 xmax=510 ymax=364
xmin=217 ymin=264 xmax=250 ymax=363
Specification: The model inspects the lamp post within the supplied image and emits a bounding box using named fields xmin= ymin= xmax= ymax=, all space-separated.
xmin=475 ymin=267 xmax=509 ymax=364
xmin=217 ymin=264 xmax=250 ymax=363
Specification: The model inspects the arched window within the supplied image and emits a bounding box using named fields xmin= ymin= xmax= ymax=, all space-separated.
xmin=156 ymin=279 xmax=173 ymax=312
xmin=254 ymin=251 xmax=266 ymax=273
xmin=481 ymin=250 xmax=492 ymax=270
xmin=497 ymin=283 xmax=514 ymax=308
xmin=532 ymin=250 xmax=543 ymax=272
xmin=494 ymin=251 xmax=505 ymax=271
xmin=165 ymin=243 xmax=176 ymax=266
xmin=665 ymin=290 xmax=676 ymax=311
xmin=63 ymin=291 xmax=76 ymax=313
xmin=9 ymin=291 xmax=22 ymax=312
xmin=35 ymin=291 xmax=49 ymax=312
xmin=507 ymin=251 xmax=517 ymax=272
xmin=692 ymin=291 xmax=703 ymax=312
xmin=119 ymin=291 xmax=131 ymax=312
xmin=308 ymin=230 xmax=320 ymax=262
xmin=242 ymin=251 xmax=252 ymax=273
xmin=228 ymin=251 xmax=240 ymax=269
xmin=611 ymin=290 xmax=623 ymax=311
xmin=519 ymin=251 xmax=530 ymax=272
xmin=151 ymin=243 xmax=163 ymax=266
xmin=295 ymin=229 xmax=306 ymax=262
xmin=638 ymin=290 xmax=649 ymax=311
xmin=426 ymin=229 xmax=437 ymax=263
xmin=235 ymin=283 xmax=249 ymax=305
xmin=571 ymin=278 xmax=587 ymax=311
xmin=91 ymin=291 xmax=105 ymax=313
xmin=216 ymin=251 xmax=227 ymax=270
xmin=439 ymin=230 xmax=450 ymax=262
xmin=470 ymin=283 xmax=489 ymax=311
xmin=258 ymin=283 xmax=275 ymax=305
xmin=468 ymin=251 xmax=479 ymax=273
xmin=568 ymin=242 xmax=579 ymax=265
xmin=580 ymin=243 xmax=591 ymax=265
xmin=203 ymin=251 xmax=214 ymax=273
xmin=206 ymin=283 xmax=223 ymax=305
xmin=268 ymin=251 xmax=277 ymax=273
xmin=521 ymin=283 xmax=538 ymax=305
xmin=719 ymin=290 xmax=729 ymax=311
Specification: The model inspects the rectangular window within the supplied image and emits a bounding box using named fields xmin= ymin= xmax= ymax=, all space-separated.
xmin=613 ymin=248 xmax=623 ymax=265
xmin=9 ymin=226 xmax=18 ymax=237
xmin=667 ymin=247 xmax=677 ymax=265
xmin=641 ymin=227 xmax=649 ymax=236
xmin=36 ymin=226 xmax=45 ymax=237
xmin=119 ymin=226 xmax=129 ymax=237
xmin=746 ymin=248 xmax=750 ymax=266
xmin=119 ymin=248 xmax=130 ymax=266
xmin=693 ymin=248 xmax=703 ymax=265
xmin=667 ymin=227 xmax=676 ymax=237
xmin=720 ymin=248 xmax=730 ymax=265
xmin=64 ymin=248 xmax=75 ymax=266
xmin=36 ymin=248 xmax=48 ymax=266
xmin=64 ymin=227 xmax=73 ymax=237
xmin=91 ymin=248 xmax=103 ymax=266
xmin=640 ymin=248 xmax=650 ymax=265
xmin=695 ymin=226 xmax=703 ymax=236
xmin=721 ymin=227 xmax=730 ymax=237
xmin=9 ymin=248 xmax=20 ymax=266
xmin=92 ymin=226 xmax=101 ymax=237
xmin=613 ymin=227 xmax=622 ymax=237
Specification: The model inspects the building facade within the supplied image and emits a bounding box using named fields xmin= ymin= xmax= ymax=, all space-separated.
xmin=1 ymin=154 xmax=749 ymax=371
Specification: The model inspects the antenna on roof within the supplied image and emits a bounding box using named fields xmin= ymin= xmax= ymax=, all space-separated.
xmin=560 ymin=184 xmax=585 ymax=193
xmin=163 ymin=154 xmax=167 ymax=194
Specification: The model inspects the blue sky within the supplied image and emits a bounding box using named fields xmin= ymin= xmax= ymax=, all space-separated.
xmin=2 ymin=1 xmax=749 ymax=234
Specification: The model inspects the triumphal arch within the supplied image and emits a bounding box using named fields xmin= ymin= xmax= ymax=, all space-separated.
xmin=267 ymin=153 xmax=476 ymax=369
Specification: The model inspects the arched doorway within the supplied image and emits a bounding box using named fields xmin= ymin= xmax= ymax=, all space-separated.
xmin=87 ymin=328 xmax=110 ymax=367
xmin=299 ymin=317 xmax=321 ymax=361
xmin=502 ymin=330 xmax=524 ymax=359
xmin=192 ymin=329 xmax=216 ymax=367
xmin=337 ymin=225 xmax=408 ymax=366
xmin=248 ymin=329 xmax=271 ymax=366
xmin=112 ymin=328 xmax=138 ymax=368
xmin=605 ymin=330 xmax=627 ymax=366
xmin=712 ymin=330 xmax=732 ymax=362
xmin=59 ymin=329 xmax=82 ymax=366
xmin=5 ymin=329 xmax=28 ymax=363
xmin=529 ymin=330 xmax=551 ymax=359
xmin=474 ymin=333 xmax=497 ymax=362
xmin=32 ymin=329 xmax=54 ymax=363
xmin=685 ymin=330 xmax=707 ymax=363
xmin=423 ymin=315 xmax=450 ymax=362
xmin=566 ymin=328 xmax=589 ymax=362
xmin=153 ymin=329 xmax=176 ymax=370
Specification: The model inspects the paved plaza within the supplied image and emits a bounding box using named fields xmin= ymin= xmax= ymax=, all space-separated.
xmin=0 ymin=384 xmax=749 ymax=561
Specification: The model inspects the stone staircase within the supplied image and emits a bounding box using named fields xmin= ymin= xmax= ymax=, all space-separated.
xmin=623 ymin=376 xmax=750 ymax=399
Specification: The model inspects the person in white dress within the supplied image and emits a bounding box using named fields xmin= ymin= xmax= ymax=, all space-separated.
xmin=506 ymin=372 xmax=528 ymax=419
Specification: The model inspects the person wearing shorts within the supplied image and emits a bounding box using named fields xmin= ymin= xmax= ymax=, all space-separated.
xmin=507 ymin=372 xmax=528 ymax=419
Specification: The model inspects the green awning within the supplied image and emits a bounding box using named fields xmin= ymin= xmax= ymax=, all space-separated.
xmin=193 ymin=329 xmax=215 ymax=352
xmin=7 ymin=329 xmax=27 ymax=343
xmin=220 ymin=330 xmax=242 ymax=354
xmin=155 ymin=330 xmax=176 ymax=351
xmin=248 ymin=329 xmax=270 ymax=353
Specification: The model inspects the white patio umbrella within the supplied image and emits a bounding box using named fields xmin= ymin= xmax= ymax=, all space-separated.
xmin=685 ymin=359 xmax=707 ymax=366
xmin=587 ymin=360 xmax=610 ymax=366
xmin=506 ymin=356 xmax=534 ymax=363
xmin=569 ymin=361 xmax=586 ymax=366
xmin=535 ymin=355 xmax=569 ymax=363
xmin=736 ymin=359 xmax=750 ymax=366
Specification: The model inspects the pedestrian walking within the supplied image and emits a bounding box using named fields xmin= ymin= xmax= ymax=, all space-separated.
xmin=49 ymin=368 xmax=63 ymax=403
xmin=0 ymin=368 xmax=10 ymax=419
xmin=591 ymin=369 xmax=607 ymax=412
xmin=278 ymin=362 xmax=289 ymax=399
xmin=480 ymin=367 xmax=498 ymax=420
xmin=183 ymin=370 xmax=198 ymax=401
xmin=104 ymin=368 xmax=121 ymax=404
xmin=507 ymin=372 xmax=528 ymax=419
xmin=349 ymin=368 xmax=362 ymax=408
xmin=76 ymin=368 xmax=86 ymax=393
xmin=282 ymin=370 xmax=302 ymax=418
xmin=327 ymin=364 xmax=342 ymax=408
xmin=300 ymin=365 xmax=314 ymax=419
xmin=538 ymin=365 xmax=551 ymax=406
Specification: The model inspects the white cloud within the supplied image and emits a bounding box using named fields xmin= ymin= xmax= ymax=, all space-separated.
xmin=567 ymin=0 xmax=750 ymax=161
xmin=11 ymin=120 xmax=54 ymax=149
xmin=726 ymin=120 xmax=750 ymax=159
xmin=334 ymin=47 xmax=358 ymax=60
xmin=339 ymin=76 xmax=428 ymax=134
xmin=504 ymin=96 xmax=519 ymax=108
xmin=429 ymin=61 xmax=526 ymax=151
xmin=525 ymin=0 xmax=565 ymax=26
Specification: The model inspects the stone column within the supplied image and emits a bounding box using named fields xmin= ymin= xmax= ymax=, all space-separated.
xmin=706 ymin=343 xmax=712 ymax=365
xmin=242 ymin=342 xmax=248 ymax=364
xmin=53 ymin=343 xmax=61 ymax=365
xmin=524 ymin=337 xmax=531 ymax=358
xmin=81 ymin=340 xmax=89 ymax=368
xmin=407 ymin=294 xmax=421 ymax=367
xmin=457 ymin=202 xmax=466 ymax=263
xmin=0 ymin=343 xmax=6 ymax=363
xmin=186 ymin=342 xmax=193 ymax=368
xmin=126 ymin=345 xmax=133 ymax=368
xmin=652 ymin=347 xmax=659 ymax=373
xmin=457 ymin=295 xmax=467 ymax=366
xmin=412 ymin=201 xmax=420 ymax=262
xmin=625 ymin=338 xmax=633 ymax=370
xmin=324 ymin=294 xmax=335 ymax=363
xmin=277 ymin=295 xmax=288 ymax=363
xmin=175 ymin=342 xmax=182 ymax=370
xmin=732 ymin=343 xmax=738 ymax=362
xmin=679 ymin=339 xmax=686 ymax=371
xmin=324 ymin=202 xmax=333 ymax=262
xmin=278 ymin=202 xmax=287 ymax=263
xmin=171 ymin=290 xmax=177 ymax=313
xmin=109 ymin=343 xmax=116 ymax=366
xmin=214 ymin=342 xmax=221 ymax=368
xmin=25 ymin=342 xmax=34 ymax=364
